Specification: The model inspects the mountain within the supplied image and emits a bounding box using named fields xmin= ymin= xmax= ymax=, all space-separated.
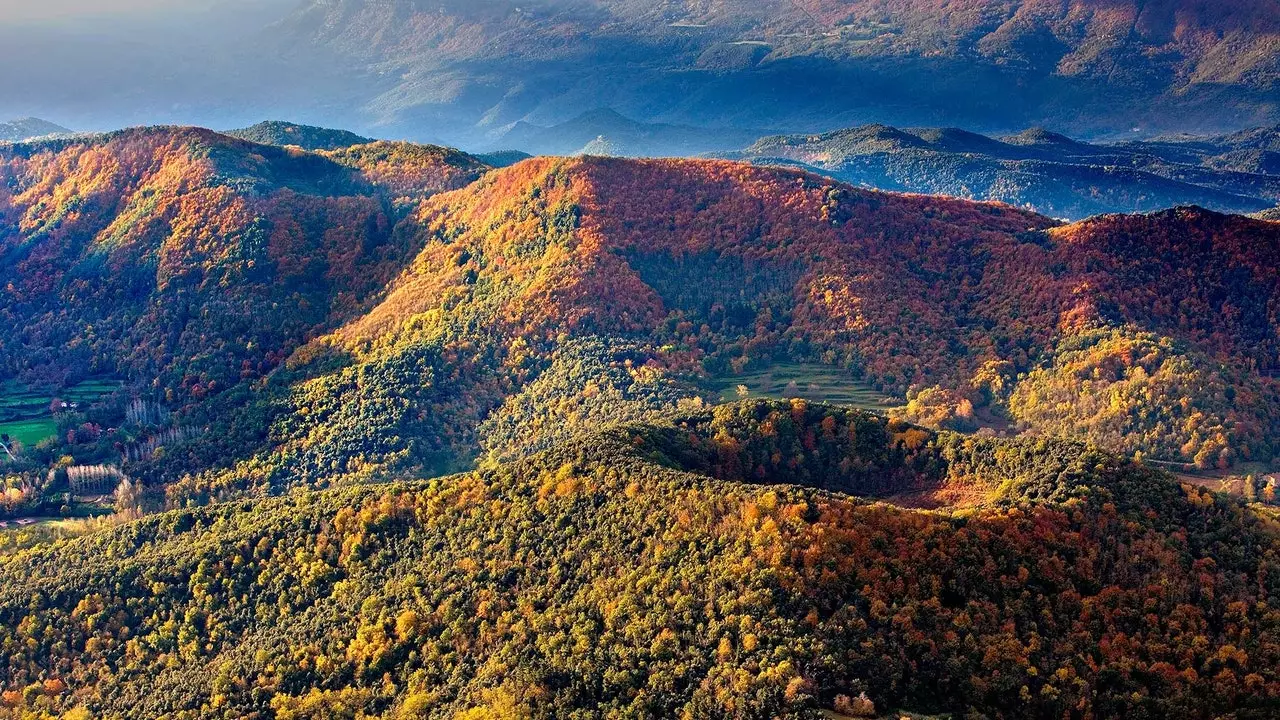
xmin=268 ymin=0 xmax=1280 ymax=145
xmin=0 ymin=127 xmax=489 ymax=404
xmin=0 ymin=117 xmax=71 ymax=143
xmin=4 ymin=144 xmax=1277 ymax=510
xmin=94 ymin=155 xmax=1269 ymax=511
xmin=498 ymin=108 xmax=764 ymax=157
xmin=3 ymin=133 xmax=1280 ymax=718
xmin=224 ymin=120 xmax=373 ymax=151
xmin=2 ymin=400 xmax=1279 ymax=718
xmin=723 ymin=124 xmax=1280 ymax=219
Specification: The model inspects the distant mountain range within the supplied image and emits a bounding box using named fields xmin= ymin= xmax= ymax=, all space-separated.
xmin=723 ymin=124 xmax=1280 ymax=219
xmin=0 ymin=117 xmax=71 ymax=142
xmin=209 ymin=116 xmax=1280 ymax=220
xmin=224 ymin=120 xmax=372 ymax=151
xmin=6 ymin=2 xmax=1280 ymax=145
xmin=270 ymin=0 xmax=1280 ymax=144
xmin=498 ymin=108 xmax=764 ymax=157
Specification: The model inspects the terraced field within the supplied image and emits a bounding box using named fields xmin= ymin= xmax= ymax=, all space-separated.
xmin=704 ymin=362 xmax=899 ymax=412
xmin=0 ymin=380 xmax=120 ymax=448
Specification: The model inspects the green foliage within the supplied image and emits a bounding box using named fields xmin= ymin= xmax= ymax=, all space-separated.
xmin=1009 ymin=326 xmax=1279 ymax=468
xmin=1 ymin=402 xmax=1278 ymax=719
xmin=224 ymin=121 xmax=373 ymax=152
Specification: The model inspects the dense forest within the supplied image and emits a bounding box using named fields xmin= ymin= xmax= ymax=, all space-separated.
xmin=0 ymin=127 xmax=487 ymax=398
xmin=3 ymin=127 xmax=1280 ymax=716
xmin=2 ymin=135 xmax=1278 ymax=511
xmin=2 ymin=401 xmax=1279 ymax=718
xmin=166 ymin=154 xmax=1279 ymax=505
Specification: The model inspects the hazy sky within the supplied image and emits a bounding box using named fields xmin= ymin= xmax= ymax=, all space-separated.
xmin=0 ymin=0 xmax=339 ymax=132
xmin=0 ymin=0 xmax=265 ymax=23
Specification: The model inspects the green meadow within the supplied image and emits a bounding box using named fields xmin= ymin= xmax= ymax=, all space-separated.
xmin=0 ymin=379 xmax=121 ymax=449
xmin=704 ymin=362 xmax=899 ymax=412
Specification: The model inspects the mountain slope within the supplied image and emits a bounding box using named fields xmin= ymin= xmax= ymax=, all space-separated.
xmin=3 ymin=401 xmax=1279 ymax=719
xmin=156 ymin=156 xmax=1280 ymax=508
xmin=274 ymin=0 xmax=1280 ymax=143
xmin=0 ymin=127 xmax=489 ymax=402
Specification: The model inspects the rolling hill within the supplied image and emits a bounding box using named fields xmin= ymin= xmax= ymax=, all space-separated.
xmin=2 ymin=401 xmax=1279 ymax=718
xmin=120 ymin=154 xmax=1274 ymax=510
xmin=3 ymin=142 xmax=1277 ymax=513
xmin=224 ymin=121 xmax=373 ymax=151
xmin=3 ymin=132 xmax=1280 ymax=718
xmin=724 ymin=124 xmax=1280 ymax=219
xmin=0 ymin=127 xmax=489 ymax=407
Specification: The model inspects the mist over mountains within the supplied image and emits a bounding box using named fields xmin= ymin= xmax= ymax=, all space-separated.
xmin=5 ymin=0 xmax=1280 ymax=147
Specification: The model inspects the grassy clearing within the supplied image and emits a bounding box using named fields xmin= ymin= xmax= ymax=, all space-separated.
xmin=0 ymin=418 xmax=59 ymax=447
xmin=704 ymin=362 xmax=899 ymax=412
xmin=0 ymin=379 xmax=121 ymax=448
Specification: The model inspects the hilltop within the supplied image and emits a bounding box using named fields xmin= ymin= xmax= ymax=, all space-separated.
xmin=0 ymin=117 xmax=71 ymax=143
xmin=2 ymin=400 xmax=1279 ymax=718
xmin=224 ymin=120 xmax=373 ymax=151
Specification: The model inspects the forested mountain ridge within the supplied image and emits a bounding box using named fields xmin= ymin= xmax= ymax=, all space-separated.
xmin=2 ymin=140 xmax=1278 ymax=514
xmin=147 ymin=155 xmax=1280 ymax=510
xmin=2 ymin=401 xmax=1279 ymax=718
xmin=0 ymin=127 xmax=489 ymax=402
xmin=724 ymin=124 xmax=1280 ymax=220
xmin=4 ymin=129 xmax=1280 ymax=718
